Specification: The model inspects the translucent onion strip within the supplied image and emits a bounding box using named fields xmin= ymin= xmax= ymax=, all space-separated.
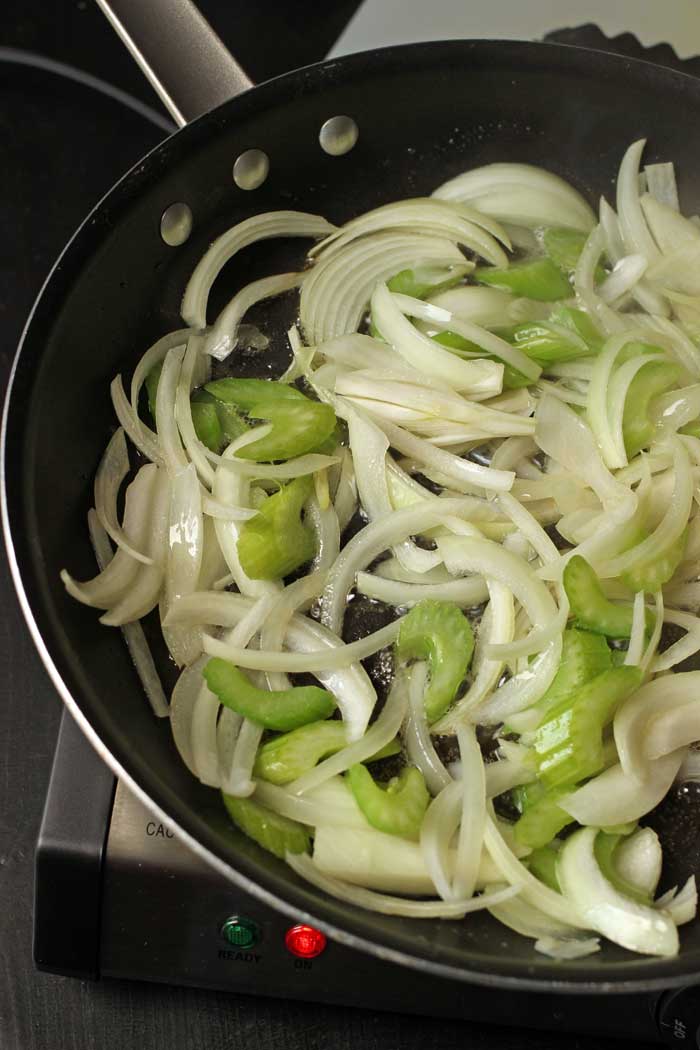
xmin=356 ymin=571 xmax=488 ymax=608
xmin=287 ymin=852 xmax=520 ymax=919
xmin=162 ymin=462 xmax=204 ymax=667
xmin=206 ymin=272 xmax=302 ymax=361
xmin=129 ymin=328 xmax=190 ymax=440
xmin=403 ymin=662 xmax=451 ymax=796
xmin=111 ymin=375 xmax=163 ymax=464
xmin=88 ymin=510 xmax=169 ymax=718
xmin=94 ymin=427 xmax=152 ymax=564
xmin=560 ymin=749 xmax=686 ymax=827
xmin=419 ymin=778 xmax=463 ymax=900
xmin=452 ymin=725 xmax=486 ymax=900
xmin=155 ymin=346 xmax=188 ymax=476
xmin=182 ymin=210 xmax=334 ymax=329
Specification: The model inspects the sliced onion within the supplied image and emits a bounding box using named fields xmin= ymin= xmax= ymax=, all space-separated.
xmin=170 ymin=656 xmax=209 ymax=772
xmin=201 ymin=496 xmax=257 ymax=521
xmin=557 ymin=827 xmax=677 ymax=957
xmin=433 ymin=581 xmax=514 ymax=733
xmin=483 ymin=811 xmax=585 ymax=927
xmin=429 ymin=286 xmax=539 ymax=328
xmin=306 ymin=497 xmax=340 ymax=573
xmin=403 ymin=662 xmax=451 ymax=796
xmin=288 ymin=850 xmax=520 ymax=918
xmin=309 ymin=197 xmax=508 ymax=266
xmin=206 ymin=272 xmax=302 ymax=361
xmin=214 ymin=450 xmax=339 ymax=479
xmin=88 ymin=509 xmax=168 ymax=718
xmin=300 ymin=230 xmax=467 ymax=346
xmin=162 ymin=462 xmax=204 ymax=667
xmin=333 ymin=446 xmax=357 ymax=533
xmin=372 ymin=284 xmax=504 ymax=397
xmin=658 ymin=877 xmax=697 ymax=926
xmin=356 ymin=571 xmax=487 ymax=607
xmin=652 ymin=608 xmax=700 ymax=672
xmin=642 ymin=197 xmax=700 ymax=257
xmin=573 ymin=224 xmax=625 ymax=335
xmin=560 ymin=749 xmax=686 ymax=826
xmin=615 ymin=827 xmax=662 ymax=899
xmin=260 ymin=571 xmax=326 ymax=691
xmin=485 ymin=749 xmax=536 ymax=799
xmin=190 ymin=682 xmax=222 ymax=787
xmin=61 ymin=464 xmax=159 ymax=609
xmin=174 ymin=332 xmax=214 ymax=486
xmin=94 ymin=427 xmax=152 ymax=564
xmin=624 ymin=591 xmax=647 ymax=667
xmin=155 ymin=346 xmax=188 ymax=476
xmin=645 ymin=163 xmax=679 ymax=211
xmin=100 ymin=466 xmax=170 ymax=626
xmin=129 ymin=328 xmax=189 ymax=440
xmin=452 ymin=725 xmax=486 ymax=899
xmin=598 ymin=254 xmax=647 ymax=304
xmin=182 ymin=210 xmax=334 ymax=330
xmin=433 ymin=163 xmax=595 ymax=232
xmin=616 ymin=140 xmax=660 ymax=263
xmin=202 ymin=618 xmax=400 ymax=673
xmin=288 ymin=671 xmax=408 ymax=795
xmin=419 ymin=778 xmax=462 ymax=900
xmin=254 ymin=777 xmax=367 ymax=828
xmin=110 ymin=374 xmax=163 ymax=464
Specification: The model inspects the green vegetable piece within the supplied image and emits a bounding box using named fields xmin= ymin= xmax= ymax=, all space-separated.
xmin=563 ymin=555 xmax=653 ymax=638
xmin=680 ymin=419 xmax=700 ymax=439
xmin=507 ymin=322 xmax=594 ymax=365
xmin=206 ymin=379 xmax=336 ymax=462
xmin=237 ymin=476 xmax=316 ymax=580
xmin=513 ymin=781 xmax=573 ymax=850
xmin=205 ymin=377 xmax=307 ymax=410
xmin=548 ymin=304 xmax=603 ymax=349
xmin=145 ymin=362 xmax=163 ymax=421
xmin=601 ymin=821 xmax=637 ymax=836
xmin=474 ymin=258 xmax=572 ymax=302
xmin=620 ymin=527 xmax=688 ymax=592
xmin=387 ymin=266 xmax=462 ymax=300
xmin=254 ymin=721 xmax=347 ymax=784
xmin=542 ymin=227 xmax=606 ymax=282
xmin=395 ymin=600 xmax=474 ymax=722
xmin=346 ymin=764 xmax=429 ymax=841
xmin=532 ymin=628 xmax=612 ymax=724
xmin=533 ymin=665 xmax=643 ymax=788
xmin=254 ymin=723 xmax=401 ymax=785
xmin=594 ymin=831 xmax=651 ymax=905
xmin=191 ymin=401 xmax=223 ymax=452
xmin=622 ymin=359 xmax=680 ymax=459
xmin=204 ymin=658 xmax=335 ymax=731
xmin=527 ymin=844 xmax=562 ymax=891
xmin=222 ymin=792 xmax=310 ymax=858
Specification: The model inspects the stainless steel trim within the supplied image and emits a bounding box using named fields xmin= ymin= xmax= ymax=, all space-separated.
xmin=95 ymin=0 xmax=253 ymax=127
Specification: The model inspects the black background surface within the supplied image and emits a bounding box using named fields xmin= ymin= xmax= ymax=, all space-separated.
xmin=0 ymin=3 xmax=662 ymax=1048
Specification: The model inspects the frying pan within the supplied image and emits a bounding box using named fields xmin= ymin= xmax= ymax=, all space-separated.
xmin=5 ymin=0 xmax=700 ymax=994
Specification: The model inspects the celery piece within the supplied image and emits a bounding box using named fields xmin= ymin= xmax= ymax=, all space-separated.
xmin=513 ymin=781 xmax=573 ymax=850
xmin=529 ymin=628 xmax=612 ymax=725
xmin=527 ymin=843 xmax=562 ymax=891
xmin=533 ymin=665 xmax=643 ymax=789
xmin=145 ymin=362 xmax=163 ymax=421
xmin=237 ymin=476 xmax=316 ymax=580
xmin=601 ymin=822 xmax=637 ymax=836
xmin=594 ymin=831 xmax=651 ymax=905
xmin=620 ymin=527 xmax=688 ymax=592
xmin=191 ymin=401 xmax=223 ymax=452
xmin=474 ymin=258 xmax=572 ymax=301
xmin=548 ymin=304 xmax=603 ymax=350
xmin=543 ymin=227 xmax=606 ymax=282
xmin=507 ymin=322 xmax=593 ymax=364
xmin=204 ymin=659 xmax=335 ymax=731
xmin=564 ymin=556 xmax=653 ymax=639
xmin=680 ymin=419 xmax=700 ymax=439
xmin=192 ymin=387 xmax=248 ymax=451
xmin=396 ymin=600 xmax=474 ymax=722
xmin=222 ymin=792 xmax=310 ymax=858
xmin=387 ymin=267 xmax=462 ymax=300
xmin=238 ymin=398 xmax=336 ymax=462
xmin=622 ymin=359 xmax=680 ymax=459
xmin=205 ymin=377 xmax=307 ymax=410
xmin=368 ymin=737 xmax=402 ymax=761
xmin=254 ymin=721 xmax=348 ymax=784
xmin=346 ymin=764 xmax=429 ymax=841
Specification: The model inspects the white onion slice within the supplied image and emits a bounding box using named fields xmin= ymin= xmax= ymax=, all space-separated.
xmin=557 ymin=827 xmax=677 ymax=957
xmin=598 ymin=254 xmax=647 ymax=304
xmin=162 ymin=462 xmax=204 ymax=667
xmin=88 ymin=509 xmax=168 ymax=718
xmin=356 ymin=571 xmax=487 ymax=608
xmin=288 ymin=672 xmax=408 ymax=795
xmin=615 ymin=828 xmax=662 ymax=899
xmin=110 ymin=374 xmax=163 ymax=464
xmin=289 ymin=851 xmax=520 ymax=918
xmin=155 ymin=346 xmax=188 ymax=476
xmin=170 ymin=656 xmax=209 ymax=772
xmin=616 ymin=140 xmax=660 ymax=263
xmin=206 ymin=272 xmax=302 ymax=361
xmin=94 ymin=427 xmax=152 ymax=564
xmin=128 ymin=328 xmax=189 ymax=439
xmin=452 ymin=725 xmax=486 ymax=900
xmin=174 ymin=332 xmax=214 ymax=486
xmin=182 ymin=210 xmax=334 ymax=329
xmin=645 ymin=163 xmax=679 ymax=211
xmin=658 ymin=877 xmax=697 ymax=927
xmin=420 ymin=778 xmax=462 ymax=900
xmin=560 ymin=749 xmax=686 ymax=827
xmin=403 ymin=663 xmax=451 ymax=796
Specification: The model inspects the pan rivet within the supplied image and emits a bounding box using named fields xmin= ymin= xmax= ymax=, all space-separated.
xmin=319 ymin=116 xmax=358 ymax=156
xmin=233 ymin=149 xmax=270 ymax=190
xmin=160 ymin=202 xmax=193 ymax=247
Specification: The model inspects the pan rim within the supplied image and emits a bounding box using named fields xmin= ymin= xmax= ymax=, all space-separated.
xmin=5 ymin=36 xmax=700 ymax=994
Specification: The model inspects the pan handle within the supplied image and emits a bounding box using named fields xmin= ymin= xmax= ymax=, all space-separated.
xmin=95 ymin=0 xmax=253 ymax=128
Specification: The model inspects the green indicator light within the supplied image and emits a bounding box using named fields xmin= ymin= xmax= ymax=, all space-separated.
xmin=221 ymin=916 xmax=259 ymax=949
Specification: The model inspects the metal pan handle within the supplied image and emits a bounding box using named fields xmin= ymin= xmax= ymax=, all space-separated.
xmin=95 ymin=0 xmax=253 ymax=128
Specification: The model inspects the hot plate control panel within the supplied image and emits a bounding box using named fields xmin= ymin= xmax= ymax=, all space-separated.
xmin=33 ymin=712 xmax=696 ymax=1045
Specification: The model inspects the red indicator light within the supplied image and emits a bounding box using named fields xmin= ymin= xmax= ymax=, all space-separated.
xmin=284 ymin=923 xmax=327 ymax=959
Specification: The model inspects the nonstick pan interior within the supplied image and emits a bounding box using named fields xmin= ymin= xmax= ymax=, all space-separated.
xmin=6 ymin=39 xmax=700 ymax=991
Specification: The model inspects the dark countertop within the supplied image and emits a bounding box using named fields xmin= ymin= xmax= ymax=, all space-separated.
xmin=0 ymin=4 xmax=661 ymax=1049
